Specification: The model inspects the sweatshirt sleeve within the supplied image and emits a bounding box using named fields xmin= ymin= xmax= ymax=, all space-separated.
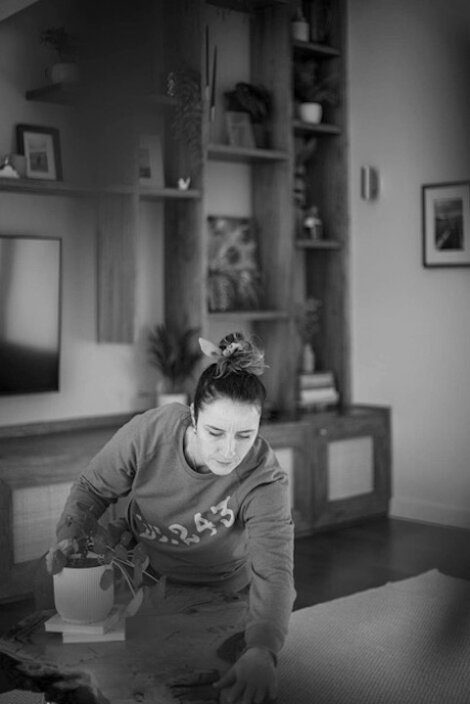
xmin=56 ymin=414 xmax=144 ymax=541
xmin=241 ymin=465 xmax=296 ymax=656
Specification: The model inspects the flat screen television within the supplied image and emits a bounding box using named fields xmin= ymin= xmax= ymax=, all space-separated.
xmin=0 ymin=235 xmax=62 ymax=395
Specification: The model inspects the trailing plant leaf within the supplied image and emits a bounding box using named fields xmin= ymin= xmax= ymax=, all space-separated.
xmin=99 ymin=568 xmax=114 ymax=591
xmin=124 ymin=587 xmax=144 ymax=617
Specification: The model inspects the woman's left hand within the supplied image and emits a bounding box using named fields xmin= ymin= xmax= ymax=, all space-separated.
xmin=214 ymin=647 xmax=277 ymax=704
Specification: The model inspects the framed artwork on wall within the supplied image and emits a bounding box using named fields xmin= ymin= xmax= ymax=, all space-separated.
xmin=225 ymin=111 xmax=255 ymax=149
xmin=16 ymin=124 xmax=62 ymax=181
xmin=206 ymin=216 xmax=263 ymax=312
xmin=138 ymin=134 xmax=164 ymax=187
xmin=422 ymin=181 xmax=470 ymax=267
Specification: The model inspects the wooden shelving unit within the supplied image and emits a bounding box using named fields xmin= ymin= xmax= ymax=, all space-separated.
xmin=293 ymin=39 xmax=340 ymax=58
xmin=207 ymin=144 xmax=288 ymax=163
xmin=208 ymin=310 xmax=289 ymax=322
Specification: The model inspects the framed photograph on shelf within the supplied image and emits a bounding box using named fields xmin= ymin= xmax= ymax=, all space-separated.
xmin=138 ymin=134 xmax=164 ymax=187
xmin=225 ymin=111 xmax=255 ymax=149
xmin=16 ymin=124 xmax=62 ymax=181
xmin=206 ymin=215 xmax=263 ymax=312
xmin=422 ymin=181 xmax=470 ymax=267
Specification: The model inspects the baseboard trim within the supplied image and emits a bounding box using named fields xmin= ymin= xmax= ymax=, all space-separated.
xmin=391 ymin=496 xmax=470 ymax=530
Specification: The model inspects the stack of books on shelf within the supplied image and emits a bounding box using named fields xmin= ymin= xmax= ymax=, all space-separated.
xmin=44 ymin=604 xmax=126 ymax=643
xmin=298 ymin=370 xmax=339 ymax=411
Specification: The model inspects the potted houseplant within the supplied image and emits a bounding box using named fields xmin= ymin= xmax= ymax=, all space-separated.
xmin=294 ymin=59 xmax=339 ymax=124
xmin=40 ymin=26 xmax=80 ymax=84
xmin=47 ymin=504 xmax=162 ymax=624
xmin=224 ymin=82 xmax=272 ymax=148
xmin=295 ymin=297 xmax=322 ymax=374
xmin=147 ymin=324 xmax=202 ymax=406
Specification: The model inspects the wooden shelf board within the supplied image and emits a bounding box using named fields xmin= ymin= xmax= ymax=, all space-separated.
xmin=138 ymin=186 xmax=201 ymax=201
xmin=207 ymin=144 xmax=288 ymax=164
xmin=0 ymin=177 xmax=97 ymax=197
xmin=26 ymin=84 xmax=177 ymax=109
xmin=0 ymin=179 xmax=200 ymax=201
xmin=293 ymin=40 xmax=340 ymax=58
xmin=296 ymin=239 xmax=342 ymax=250
xmin=293 ymin=120 xmax=341 ymax=135
xmin=208 ymin=310 xmax=289 ymax=322
xmin=206 ymin=0 xmax=288 ymax=9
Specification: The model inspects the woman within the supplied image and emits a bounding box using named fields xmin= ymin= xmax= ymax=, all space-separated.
xmin=50 ymin=332 xmax=295 ymax=704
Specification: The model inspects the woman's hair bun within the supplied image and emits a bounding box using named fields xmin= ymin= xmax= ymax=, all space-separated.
xmin=215 ymin=332 xmax=267 ymax=377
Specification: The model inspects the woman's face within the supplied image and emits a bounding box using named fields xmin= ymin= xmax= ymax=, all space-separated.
xmin=192 ymin=397 xmax=261 ymax=476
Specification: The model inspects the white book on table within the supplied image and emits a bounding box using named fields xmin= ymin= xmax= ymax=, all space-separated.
xmin=45 ymin=604 xmax=125 ymax=635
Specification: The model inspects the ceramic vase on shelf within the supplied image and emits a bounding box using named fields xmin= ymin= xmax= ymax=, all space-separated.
xmin=291 ymin=9 xmax=309 ymax=42
xmin=301 ymin=343 xmax=315 ymax=374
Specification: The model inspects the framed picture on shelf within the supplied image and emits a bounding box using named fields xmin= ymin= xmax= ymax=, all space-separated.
xmin=138 ymin=134 xmax=164 ymax=187
xmin=422 ymin=181 xmax=470 ymax=267
xmin=16 ymin=124 xmax=62 ymax=181
xmin=225 ymin=111 xmax=255 ymax=149
xmin=207 ymin=216 xmax=263 ymax=312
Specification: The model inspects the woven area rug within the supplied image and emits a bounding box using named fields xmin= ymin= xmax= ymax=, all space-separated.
xmin=277 ymin=570 xmax=470 ymax=704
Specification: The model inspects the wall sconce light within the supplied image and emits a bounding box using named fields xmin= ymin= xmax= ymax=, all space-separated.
xmin=360 ymin=165 xmax=379 ymax=201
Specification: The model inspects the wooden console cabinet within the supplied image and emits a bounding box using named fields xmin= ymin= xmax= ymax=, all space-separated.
xmin=0 ymin=406 xmax=391 ymax=602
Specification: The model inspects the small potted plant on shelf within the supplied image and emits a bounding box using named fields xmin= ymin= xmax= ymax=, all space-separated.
xmin=47 ymin=504 xmax=163 ymax=624
xmin=224 ymin=82 xmax=272 ymax=148
xmin=294 ymin=59 xmax=339 ymax=124
xmin=40 ymin=26 xmax=80 ymax=85
xmin=147 ymin=323 xmax=202 ymax=406
xmin=295 ymin=297 xmax=322 ymax=374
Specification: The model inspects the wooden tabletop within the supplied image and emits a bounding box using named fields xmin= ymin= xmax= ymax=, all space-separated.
xmin=0 ymin=583 xmax=248 ymax=703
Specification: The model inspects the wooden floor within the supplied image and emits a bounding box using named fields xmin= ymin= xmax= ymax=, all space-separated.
xmin=293 ymin=516 xmax=470 ymax=610
xmin=2 ymin=517 xmax=469 ymax=633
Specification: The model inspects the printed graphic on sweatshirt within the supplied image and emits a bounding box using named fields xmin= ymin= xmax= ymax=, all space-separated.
xmin=134 ymin=495 xmax=235 ymax=547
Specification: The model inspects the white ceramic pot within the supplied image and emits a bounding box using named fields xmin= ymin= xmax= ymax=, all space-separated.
xmin=53 ymin=563 xmax=114 ymax=624
xmin=47 ymin=62 xmax=79 ymax=84
xmin=299 ymin=102 xmax=323 ymax=124
xmin=157 ymin=392 xmax=188 ymax=407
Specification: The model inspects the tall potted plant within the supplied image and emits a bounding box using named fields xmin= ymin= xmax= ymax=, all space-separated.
xmin=147 ymin=324 xmax=202 ymax=406
xmin=40 ymin=26 xmax=80 ymax=84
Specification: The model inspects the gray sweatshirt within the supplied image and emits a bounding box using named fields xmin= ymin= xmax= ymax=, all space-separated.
xmin=57 ymin=403 xmax=296 ymax=655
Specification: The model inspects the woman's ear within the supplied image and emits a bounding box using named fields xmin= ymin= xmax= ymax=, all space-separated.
xmin=190 ymin=403 xmax=196 ymax=430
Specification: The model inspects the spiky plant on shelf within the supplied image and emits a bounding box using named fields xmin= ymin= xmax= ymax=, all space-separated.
xmin=147 ymin=324 xmax=202 ymax=402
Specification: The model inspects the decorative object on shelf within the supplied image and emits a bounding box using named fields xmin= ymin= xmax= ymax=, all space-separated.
xmin=299 ymin=102 xmax=323 ymax=124
xmin=307 ymin=0 xmax=334 ymax=44
xmin=177 ymin=177 xmax=191 ymax=190
xmin=40 ymin=25 xmax=79 ymax=84
xmin=295 ymin=297 xmax=322 ymax=374
xmin=303 ymin=205 xmax=323 ymax=239
xmin=294 ymin=136 xmax=318 ymax=236
xmin=138 ymin=134 xmax=164 ymax=187
xmin=170 ymin=65 xmax=203 ymax=180
xmin=294 ymin=58 xmax=339 ymax=124
xmin=224 ymin=82 xmax=272 ymax=148
xmin=16 ymin=124 xmax=62 ymax=181
xmin=0 ymin=155 xmax=20 ymax=179
xmin=47 ymin=505 xmax=163 ymax=625
xmin=207 ymin=216 xmax=263 ymax=313
xmin=225 ymin=111 xmax=255 ymax=149
xmin=422 ymin=181 xmax=470 ymax=267
xmin=147 ymin=323 xmax=202 ymax=405
xmin=291 ymin=7 xmax=310 ymax=42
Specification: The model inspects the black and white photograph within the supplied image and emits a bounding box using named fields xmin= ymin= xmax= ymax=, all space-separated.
xmin=422 ymin=181 xmax=470 ymax=266
xmin=1 ymin=2 xmax=470 ymax=704
xmin=16 ymin=124 xmax=62 ymax=181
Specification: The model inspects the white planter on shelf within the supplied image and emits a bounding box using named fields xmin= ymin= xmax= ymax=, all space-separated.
xmin=46 ymin=62 xmax=79 ymax=84
xmin=157 ymin=391 xmax=188 ymax=407
xmin=53 ymin=562 xmax=114 ymax=624
xmin=299 ymin=102 xmax=323 ymax=124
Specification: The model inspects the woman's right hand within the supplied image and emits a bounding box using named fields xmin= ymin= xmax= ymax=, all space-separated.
xmin=45 ymin=538 xmax=76 ymax=574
